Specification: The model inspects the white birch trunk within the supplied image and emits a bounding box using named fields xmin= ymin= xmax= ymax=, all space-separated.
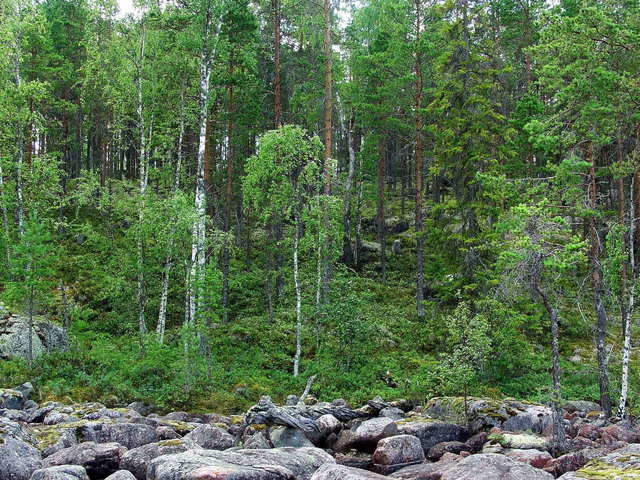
xmin=619 ymin=176 xmax=636 ymax=417
xmin=157 ymin=102 xmax=185 ymax=344
xmin=186 ymin=3 xmax=223 ymax=329
xmin=136 ymin=20 xmax=148 ymax=353
xmin=0 ymin=165 xmax=10 ymax=267
xmin=14 ymin=38 xmax=25 ymax=236
xmin=293 ymin=208 xmax=302 ymax=377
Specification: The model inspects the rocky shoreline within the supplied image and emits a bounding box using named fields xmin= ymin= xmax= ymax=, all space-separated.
xmin=2 ymin=383 xmax=639 ymax=480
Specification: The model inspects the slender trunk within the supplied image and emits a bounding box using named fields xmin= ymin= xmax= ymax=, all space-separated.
xmin=59 ymin=281 xmax=70 ymax=330
xmin=377 ymin=135 xmax=386 ymax=282
xmin=414 ymin=0 xmax=425 ymax=319
xmin=0 ymin=165 xmax=10 ymax=268
xmin=157 ymin=91 xmax=185 ymax=343
xmin=342 ymin=113 xmax=356 ymax=264
xmin=14 ymin=69 xmax=25 ymax=236
xmin=188 ymin=3 xmax=220 ymax=330
xmin=273 ymin=0 xmax=282 ymax=127
xmin=322 ymin=0 xmax=332 ymax=193
xmin=27 ymin=286 xmax=34 ymax=367
xmin=222 ymin=82 xmax=234 ymax=323
xmin=355 ymin=167 xmax=364 ymax=268
xmin=136 ymin=20 xmax=148 ymax=356
xmin=293 ymin=207 xmax=302 ymax=377
xmin=619 ymin=175 xmax=636 ymax=417
xmin=587 ymin=141 xmax=611 ymax=417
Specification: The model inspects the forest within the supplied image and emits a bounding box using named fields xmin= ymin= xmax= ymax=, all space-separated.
xmin=1 ymin=0 xmax=640 ymax=433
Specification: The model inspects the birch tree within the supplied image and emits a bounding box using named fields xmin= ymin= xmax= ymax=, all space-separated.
xmin=243 ymin=125 xmax=322 ymax=376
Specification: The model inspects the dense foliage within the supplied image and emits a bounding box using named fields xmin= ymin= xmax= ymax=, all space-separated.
xmin=1 ymin=0 xmax=640 ymax=416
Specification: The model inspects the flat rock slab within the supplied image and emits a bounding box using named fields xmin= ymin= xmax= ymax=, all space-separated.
xmin=148 ymin=447 xmax=335 ymax=480
xmin=311 ymin=464 xmax=391 ymax=480
xmin=438 ymin=453 xmax=554 ymax=480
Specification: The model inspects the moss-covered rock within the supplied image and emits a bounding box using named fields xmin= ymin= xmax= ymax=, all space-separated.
xmin=558 ymin=445 xmax=640 ymax=479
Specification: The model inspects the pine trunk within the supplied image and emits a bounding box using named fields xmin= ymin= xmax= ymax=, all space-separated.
xmin=377 ymin=135 xmax=386 ymax=282
xmin=587 ymin=141 xmax=611 ymax=417
xmin=414 ymin=0 xmax=425 ymax=319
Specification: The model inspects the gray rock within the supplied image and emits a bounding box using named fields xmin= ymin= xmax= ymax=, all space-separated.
xmin=379 ymin=408 xmax=404 ymax=421
xmin=390 ymin=453 xmax=462 ymax=479
xmin=315 ymin=415 xmax=341 ymax=436
xmin=42 ymin=442 xmax=127 ymax=478
xmin=29 ymin=404 xmax=58 ymax=423
xmin=543 ymin=447 xmax=613 ymax=477
xmin=0 ymin=408 xmax=29 ymax=422
xmin=120 ymin=441 xmax=189 ymax=480
xmin=504 ymin=449 xmax=552 ymax=469
xmin=563 ymin=400 xmax=601 ymax=413
xmin=373 ymin=435 xmax=425 ymax=466
xmin=311 ymin=463 xmax=390 ymax=480
xmin=426 ymin=441 xmax=467 ymax=461
xmin=271 ymin=427 xmax=314 ymax=448
xmin=0 ymin=315 xmax=68 ymax=361
xmin=181 ymin=424 xmax=233 ymax=450
xmin=335 ymin=418 xmax=398 ymax=452
xmin=0 ymin=387 xmax=28 ymax=410
xmin=156 ymin=426 xmax=180 ymax=441
xmin=243 ymin=431 xmax=271 ymax=449
xmin=425 ymin=397 xmax=551 ymax=434
xmin=396 ymin=420 xmax=468 ymax=453
xmin=127 ymin=402 xmax=154 ymax=416
xmin=0 ymin=436 xmax=42 ymax=480
xmin=487 ymin=432 xmax=549 ymax=450
xmin=78 ymin=422 xmax=158 ymax=449
xmin=104 ymin=472 xmax=137 ymax=480
xmin=438 ymin=453 xmax=554 ymax=480
xmin=29 ymin=465 xmax=89 ymax=480
xmin=42 ymin=429 xmax=78 ymax=458
xmin=147 ymin=447 xmax=335 ymax=480
xmin=392 ymin=240 xmax=401 ymax=255
xmin=163 ymin=412 xmax=190 ymax=422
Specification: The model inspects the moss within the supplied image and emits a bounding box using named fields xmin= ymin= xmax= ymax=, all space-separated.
xmin=31 ymin=419 xmax=100 ymax=451
xmin=575 ymin=459 xmax=640 ymax=479
xmin=159 ymin=420 xmax=195 ymax=434
xmin=395 ymin=416 xmax=438 ymax=424
xmin=158 ymin=439 xmax=185 ymax=447
xmin=230 ymin=415 xmax=245 ymax=425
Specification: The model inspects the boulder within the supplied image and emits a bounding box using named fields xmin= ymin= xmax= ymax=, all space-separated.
xmin=127 ymin=402 xmax=155 ymax=416
xmin=426 ymin=441 xmax=467 ymax=461
xmin=181 ymin=424 xmax=233 ymax=450
xmin=28 ymin=466 xmax=87 ymax=480
xmin=373 ymin=434 xmax=425 ymax=466
xmin=120 ymin=441 xmax=190 ymax=480
xmin=311 ymin=463 xmax=390 ymax=480
xmin=391 ymin=452 xmax=462 ymax=480
xmin=0 ymin=314 xmax=68 ymax=360
xmin=544 ymin=447 xmax=613 ymax=477
xmin=556 ymin=444 xmax=640 ymax=479
xmin=425 ymin=397 xmax=551 ymax=434
xmin=316 ymin=415 xmax=341 ymax=436
xmin=335 ymin=452 xmax=373 ymax=470
xmin=243 ymin=431 xmax=271 ymax=449
xmin=147 ymin=447 xmax=335 ymax=480
xmin=78 ymin=422 xmax=158 ymax=449
xmin=156 ymin=426 xmax=181 ymax=441
xmin=40 ymin=428 xmax=79 ymax=458
xmin=0 ymin=408 xmax=30 ymax=422
xmin=0 ymin=383 xmax=33 ymax=410
xmin=438 ymin=453 xmax=554 ymax=480
xmin=29 ymin=405 xmax=58 ymax=423
xmin=335 ymin=418 xmax=398 ymax=452
xmin=104 ymin=472 xmax=137 ymax=480
xmin=271 ymin=427 xmax=314 ymax=448
xmin=42 ymin=442 xmax=127 ymax=478
xmin=379 ymin=408 xmax=404 ymax=421
xmin=504 ymin=449 xmax=552 ymax=469
xmin=563 ymin=401 xmax=600 ymax=414
xmin=487 ymin=432 xmax=549 ymax=450
xmin=0 ymin=436 xmax=42 ymax=480
xmin=29 ymin=466 xmax=89 ymax=480
xmin=396 ymin=419 xmax=468 ymax=453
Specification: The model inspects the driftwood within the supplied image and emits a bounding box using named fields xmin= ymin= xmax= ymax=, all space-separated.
xmin=245 ymin=395 xmax=369 ymax=432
